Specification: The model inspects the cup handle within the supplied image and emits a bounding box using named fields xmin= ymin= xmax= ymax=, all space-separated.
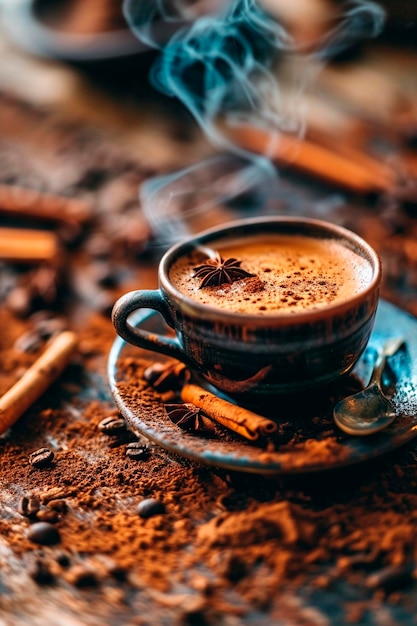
xmin=112 ymin=290 xmax=192 ymax=365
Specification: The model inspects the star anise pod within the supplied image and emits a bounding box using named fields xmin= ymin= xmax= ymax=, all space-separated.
xmin=164 ymin=403 xmax=205 ymax=431
xmin=192 ymin=253 xmax=255 ymax=288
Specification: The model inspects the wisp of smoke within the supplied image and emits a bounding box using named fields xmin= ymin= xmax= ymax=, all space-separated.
xmin=123 ymin=0 xmax=385 ymax=245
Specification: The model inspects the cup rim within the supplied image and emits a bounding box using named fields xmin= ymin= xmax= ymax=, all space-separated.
xmin=159 ymin=216 xmax=381 ymax=325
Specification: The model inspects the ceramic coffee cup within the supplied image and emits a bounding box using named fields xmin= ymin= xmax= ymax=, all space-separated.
xmin=112 ymin=216 xmax=381 ymax=395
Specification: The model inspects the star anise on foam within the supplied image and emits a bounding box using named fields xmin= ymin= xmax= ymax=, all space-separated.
xmin=192 ymin=253 xmax=255 ymax=289
xmin=164 ymin=403 xmax=204 ymax=432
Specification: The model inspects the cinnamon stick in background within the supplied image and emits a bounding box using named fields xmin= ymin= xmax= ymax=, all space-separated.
xmin=0 ymin=227 xmax=60 ymax=263
xmin=229 ymin=124 xmax=396 ymax=193
xmin=0 ymin=331 xmax=78 ymax=435
xmin=0 ymin=184 xmax=92 ymax=224
xmin=181 ymin=383 xmax=277 ymax=441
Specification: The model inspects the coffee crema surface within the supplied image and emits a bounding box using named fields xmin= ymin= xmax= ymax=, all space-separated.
xmin=169 ymin=234 xmax=374 ymax=315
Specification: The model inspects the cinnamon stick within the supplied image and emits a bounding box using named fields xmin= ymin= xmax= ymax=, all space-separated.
xmin=229 ymin=125 xmax=395 ymax=193
xmin=0 ymin=227 xmax=60 ymax=263
xmin=0 ymin=184 xmax=92 ymax=224
xmin=181 ymin=383 xmax=277 ymax=441
xmin=0 ymin=331 xmax=78 ymax=435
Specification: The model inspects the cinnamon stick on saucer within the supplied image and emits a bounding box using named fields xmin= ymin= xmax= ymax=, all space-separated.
xmin=181 ymin=383 xmax=277 ymax=441
xmin=0 ymin=331 xmax=77 ymax=435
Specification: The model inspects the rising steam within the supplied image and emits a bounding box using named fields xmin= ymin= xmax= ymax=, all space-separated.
xmin=123 ymin=0 xmax=385 ymax=244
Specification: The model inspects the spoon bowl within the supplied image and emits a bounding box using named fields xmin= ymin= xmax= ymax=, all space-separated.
xmin=334 ymin=337 xmax=406 ymax=436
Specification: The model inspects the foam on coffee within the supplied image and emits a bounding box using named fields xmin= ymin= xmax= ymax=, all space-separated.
xmin=169 ymin=234 xmax=373 ymax=315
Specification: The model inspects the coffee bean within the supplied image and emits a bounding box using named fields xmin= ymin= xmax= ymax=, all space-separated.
xmin=26 ymin=522 xmax=61 ymax=545
xmin=36 ymin=509 xmax=60 ymax=524
xmin=56 ymin=552 xmax=71 ymax=568
xmin=47 ymin=499 xmax=68 ymax=514
xmin=108 ymin=564 xmax=127 ymax=582
xmin=125 ymin=442 xmax=149 ymax=461
xmin=137 ymin=498 xmax=165 ymax=519
xmin=28 ymin=558 xmax=55 ymax=585
xmin=17 ymin=495 xmax=40 ymax=518
xmin=29 ymin=448 xmax=54 ymax=469
xmin=98 ymin=416 xmax=127 ymax=436
xmin=67 ymin=565 xmax=98 ymax=588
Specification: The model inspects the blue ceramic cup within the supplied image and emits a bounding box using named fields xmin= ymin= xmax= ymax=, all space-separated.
xmin=112 ymin=217 xmax=381 ymax=396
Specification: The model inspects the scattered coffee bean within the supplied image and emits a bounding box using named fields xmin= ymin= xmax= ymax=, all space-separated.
xmin=137 ymin=498 xmax=166 ymax=519
xmin=17 ymin=495 xmax=40 ymax=518
xmin=108 ymin=564 xmax=127 ymax=582
xmin=36 ymin=509 xmax=60 ymax=524
xmin=28 ymin=558 xmax=55 ymax=585
xmin=29 ymin=448 xmax=54 ymax=469
xmin=67 ymin=565 xmax=98 ymax=588
xmin=26 ymin=522 xmax=61 ymax=546
xmin=98 ymin=415 xmax=127 ymax=436
xmin=125 ymin=442 xmax=150 ymax=461
xmin=47 ymin=499 xmax=68 ymax=514
xmin=56 ymin=552 xmax=71 ymax=568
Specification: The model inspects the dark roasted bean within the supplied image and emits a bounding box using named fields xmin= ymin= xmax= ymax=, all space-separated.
xmin=137 ymin=498 xmax=165 ymax=519
xmin=29 ymin=448 xmax=54 ymax=469
xmin=67 ymin=565 xmax=98 ymax=588
xmin=56 ymin=552 xmax=71 ymax=568
xmin=26 ymin=522 xmax=61 ymax=545
xmin=108 ymin=564 xmax=127 ymax=581
xmin=47 ymin=499 xmax=68 ymax=514
xmin=125 ymin=442 xmax=150 ymax=461
xmin=98 ymin=416 xmax=127 ymax=436
xmin=28 ymin=559 xmax=55 ymax=585
xmin=36 ymin=509 xmax=60 ymax=524
xmin=17 ymin=495 xmax=40 ymax=518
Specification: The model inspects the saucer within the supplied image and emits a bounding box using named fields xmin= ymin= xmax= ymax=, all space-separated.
xmin=108 ymin=300 xmax=417 ymax=475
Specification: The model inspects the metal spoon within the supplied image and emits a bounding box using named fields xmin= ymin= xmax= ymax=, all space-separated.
xmin=333 ymin=337 xmax=406 ymax=436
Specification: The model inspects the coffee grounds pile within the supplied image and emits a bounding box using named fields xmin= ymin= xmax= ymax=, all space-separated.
xmin=3 ymin=91 xmax=417 ymax=626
